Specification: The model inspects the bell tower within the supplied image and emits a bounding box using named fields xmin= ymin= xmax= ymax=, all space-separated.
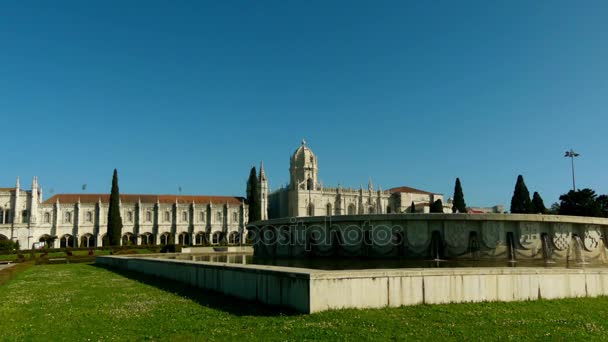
xmin=289 ymin=139 xmax=318 ymax=191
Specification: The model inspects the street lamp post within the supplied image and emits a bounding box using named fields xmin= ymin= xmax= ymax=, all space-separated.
xmin=564 ymin=149 xmax=580 ymax=191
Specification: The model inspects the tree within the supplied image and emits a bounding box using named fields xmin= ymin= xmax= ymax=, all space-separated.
xmin=430 ymin=199 xmax=444 ymax=213
xmin=558 ymin=188 xmax=602 ymax=217
xmin=452 ymin=178 xmax=467 ymax=213
xmin=597 ymin=195 xmax=608 ymax=218
xmin=409 ymin=201 xmax=416 ymax=213
xmin=510 ymin=175 xmax=533 ymax=214
xmin=107 ymin=169 xmax=123 ymax=246
xmin=532 ymin=191 xmax=547 ymax=214
xmin=548 ymin=202 xmax=560 ymax=215
xmin=247 ymin=167 xmax=260 ymax=222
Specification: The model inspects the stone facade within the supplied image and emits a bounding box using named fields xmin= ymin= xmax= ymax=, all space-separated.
xmin=267 ymin=141 xmax=450 ymax=219
xmin=0 ymin=177 xmax=248 ymax=249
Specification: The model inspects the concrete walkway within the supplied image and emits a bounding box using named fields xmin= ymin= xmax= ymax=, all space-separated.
xmin=0 ymin=264 xmax=15 ymax=272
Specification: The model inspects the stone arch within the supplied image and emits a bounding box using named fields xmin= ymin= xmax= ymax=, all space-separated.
xmin=228 ymin=231 xmax=240 ymax=244
xmin=0 ymin=234 xmax=8 ymax=240
xmin=178 ymin=232 xmax=191 ymax=245
xmin=80 ymin=233 xmax=96 ymax=248
xmin=195 ymin=232 xmax=207 ymax=245
xmin=348 ymin=204 xmax=356 ymax=215
xmin=308 ymin=203 xmax=315 ymax=216
xmin=160 ymin=232 xmax=172 ymax=245
xmin=122 ymin=232 xmax=136 ymax=246
xmin=212 ymin=231 xmax=222 ymax=244
xmin=140 ymin=232 xmax=155 ymax=245
xmin=60 ymin=234 xmax=76 ymax=248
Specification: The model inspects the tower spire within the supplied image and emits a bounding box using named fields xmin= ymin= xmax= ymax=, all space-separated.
xmin=259 ymin=161 xmax=267 ymax=181
xmin=15 ymin=176 xmax=20 ymax=189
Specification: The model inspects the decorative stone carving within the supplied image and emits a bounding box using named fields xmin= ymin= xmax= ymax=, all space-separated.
xmin=407 ymin=221 xmax=428 ymax=247
xmin=444 ymin=221 xmax=468 ymax=248
xmin=481 ymin=221 xmax=503 ymax=248
xmin=551 ymin=223 xmax=571 ymax=251
xmin=518 ymin=222 xmax=540 ymax=247
xmin=584 ymin=225 xmax=602 ymax=251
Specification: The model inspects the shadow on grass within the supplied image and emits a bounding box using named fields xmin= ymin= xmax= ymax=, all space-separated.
xmin=90 ymin=263 xmax=299 ymax=317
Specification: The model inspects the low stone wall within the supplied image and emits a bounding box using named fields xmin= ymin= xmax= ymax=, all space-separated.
xmin=248 ymin=214 xmax=608 ymax=262
xmin=180 ymin=246 xmax=253 ymax=254
xmin=97 ymin=255 xmax=608 ymax=313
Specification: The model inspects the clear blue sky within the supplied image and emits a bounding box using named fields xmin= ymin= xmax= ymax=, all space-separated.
xmin=1 ymin=1 xmax=607 ymax=208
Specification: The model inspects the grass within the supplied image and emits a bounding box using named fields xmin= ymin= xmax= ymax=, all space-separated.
xmin=1 ymin=264 xmax=608 ymax=341
xmin=0 ymin=249 xmax=159 ymax=261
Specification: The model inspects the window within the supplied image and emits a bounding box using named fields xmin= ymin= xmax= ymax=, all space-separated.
xmin=65 ymin=212 xmax=72 ymax=223
xmin=22 ymin=210 xmax=28 ymax=223
xmin=164 ymin=211 xmax=170 ymax=222
xmin=233 ymin=212 xmax=238 ymax=223
xmin=348 ymin=204 xmax=355 ymax=215
xmin=127 ymin=211 xmax=133 ymax=223
xmin=146 ymin=211 xmax=152 ymax=222
xmin=182 ymin=211 xmax=188 ymax=222
xmin=199 ymin=211 xmax=205 ymax=222
xmin=216 ymin=212 xmax=222 ymax=223
xmin=307 ymin=204 xmax=314 ymax=216
xmin=326 ymin=203 xmax=332 ymax=216
xmin=86 ymin=211 xmax=93 ymax=222
xmin=44 ymin=212 xmax=50 ymax=223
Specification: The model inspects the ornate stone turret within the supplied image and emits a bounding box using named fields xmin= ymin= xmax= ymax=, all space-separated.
xmin=14 ymin=176 xmax=20 ymax=224
xmin=30 ymin=176 xmax=39 ymax=225
xmin=290 ymin=139 xmax=318 ymax=191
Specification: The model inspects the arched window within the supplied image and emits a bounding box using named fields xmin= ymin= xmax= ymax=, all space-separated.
xmin=65 ymin=212 xmax=72 ymax=223
xmin=127 ymin=211 xmax=133 ymax=222
xmin=368 ymin=206 xmax=375 ymax=214
xmin=348 ymin=204 xmax=355 ymax=215
xmin=22 ymin=210 xmax=28 ymax=223
xmin=44 ymin=212 xmax=50 ymax=223
xmin=307 ymin=203 xmax=315 ymax=216
xmin=199 ymin=211 xmax=205 ymax=222
xmin=216 ymin=212 xmax=222 ymax=223
xmin=233 ymin=212 xmax=238 ymax=223
xmin=146 ymin=211 xmax=152 ymax=222
xmin=182 ymin=211 xmax=188 ymax=222
xmin=86 ymin=211 xmax=93 ymax=222
xmin=326 ymin=203 xmax=332 ymax=216
xmin=386 ymin=206 xmax=391 ymax=214
xmin=164 ymin=211 xmax=170 ymax=222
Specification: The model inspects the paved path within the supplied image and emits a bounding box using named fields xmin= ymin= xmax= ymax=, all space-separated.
xmin=0 ymin=264 xmax=15 ymax=271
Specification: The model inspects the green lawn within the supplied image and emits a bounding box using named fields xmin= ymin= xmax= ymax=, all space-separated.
xmin=1 ymin=264 xmax=608 ymax=341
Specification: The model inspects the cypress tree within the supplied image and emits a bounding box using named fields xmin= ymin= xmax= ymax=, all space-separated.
xmin=452 ymin=178 xmax=467 ymax=213
xmin=510 ymin=175 xmax=534 ymax=214
xmin=247 ymin=167 xmax=260 ymax=222
xmin=430 ymin=199 xmax=444 ymax=213
xmin=410 ymin=201 xmax=416 ymax=213
xmin=107 ymin=169 xmax=123 ymax=246
xmin=532 ymin=191 xmax=547 ymax=214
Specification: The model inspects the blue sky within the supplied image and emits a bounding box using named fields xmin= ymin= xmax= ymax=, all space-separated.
xmin=1 ymin=1 xmax=607 ymax=208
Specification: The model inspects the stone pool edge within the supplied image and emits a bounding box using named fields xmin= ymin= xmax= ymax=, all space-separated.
xmin=96 ymin=255 xmax=608 ymax=313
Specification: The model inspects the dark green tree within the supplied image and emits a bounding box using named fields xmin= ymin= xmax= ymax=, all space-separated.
xmin=510 ymin=175 xmax=533 ymax=214
xmin=532 ymin=191 xmax=547 ymax=214
xmin=430 ymin=199 xmax=444 ymax=213
xmin=107 ymin=169 xmax=123 ymax=246
xmin=452 ymin=178 xmax=467 ymax=213
xmin=597 ymin=195 xmax=608 ymax=218
xmin=410 ymin=201 xmax=416 ymax=213
xmin=247 ymin=167 xmax=260 ymax=222
xmin=558 ymin=188 xmax=602 ymax=217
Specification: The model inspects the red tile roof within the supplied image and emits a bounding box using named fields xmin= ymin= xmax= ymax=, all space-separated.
xmin=43 ymin=194 xmax=245 ymax=205
xmin=0 ymin=188 xmax=15 ymax=192
xmin=389 ymin=186 xmax=436 ymax=195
